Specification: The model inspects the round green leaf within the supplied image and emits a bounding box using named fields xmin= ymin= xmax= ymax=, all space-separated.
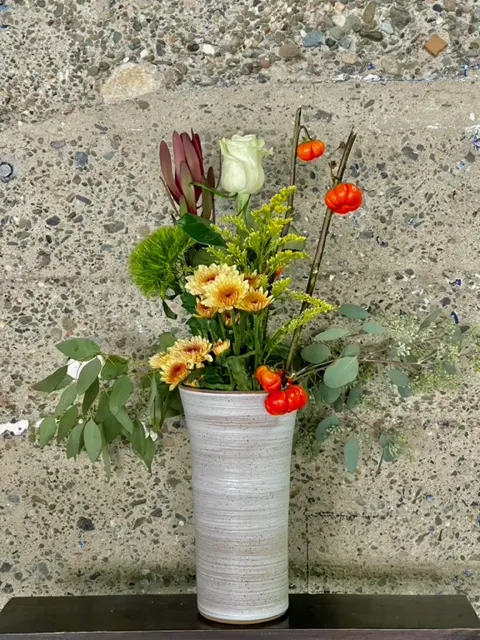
xmin=342 ymin=344 xmax=360 ymax=357
xmin=346 ymin=386 xmax=363 ymax=409
xmin=339 ymin=304 xmax=368 ymax=320
xmin=77 ymin=358 xmax=102 ymax=395
xmin=314 ymin=327 xmax=349 ymax=342
xmin=398 ymin=385 xmax=413 ymax=398
xmin=55 ymin=339 xmax=101 ymax=361
xmin=109 ymin=376 xmax=133 ymax=415
xmin=191 ymin=248 xmax=214 ymax=266
xmin=362 ymin=322 xmax=385 ymax=335
xmin=300 ymin=343 xmax=331 ymax=365
xmin=313 ymin=383 xmax=342 ymax=406
xmin=38 ymin=417 xmax=57 ymax=448
xmin=324 ymin=357 xmax=359 ymax=388
xmin=315 ymin=416 xmax=341 ymax=442
xmin=388 ymin=369 xmax=409 ymax=388
xmin=84 ymin=419 xmax=103 ymax=463
xmin=344 ymin=438 xmax=360 ymax=474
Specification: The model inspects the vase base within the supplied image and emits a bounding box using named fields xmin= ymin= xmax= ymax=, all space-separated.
xmin=199 ymin=608 xmax=288 ymax=626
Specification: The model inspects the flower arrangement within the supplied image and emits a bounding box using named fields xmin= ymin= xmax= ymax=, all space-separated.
xmin=34 ymin=109 xmax=474 ymax=474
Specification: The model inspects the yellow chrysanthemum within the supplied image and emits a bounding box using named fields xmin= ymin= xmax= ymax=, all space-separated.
xmin=170 ymin=336 xmax=213 ymax=368
xmin=186 ymin=264 xmax=237 ymax=296
xmin=244 ymin=272 xmax=262 ymax=290
xmin=212 ymin=339 xmax=231 ymax=357
xmin=222 ymin=310 xmax=237 ymax=327
xmin=235 ymin=287 xmax=273 ymax=313
xmin=149 ymin=352 xmax=172 ymax=369
xmin=159 ymin=357 xmax=193 ymax=390
xmin=202 ymin=271 xmax=249 ymax=313
xmin=195 ymin=300 xmax=218 ymax=319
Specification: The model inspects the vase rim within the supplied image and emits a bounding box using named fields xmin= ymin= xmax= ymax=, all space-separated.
xmin=179 ymin=385 xmax=267 ymax=396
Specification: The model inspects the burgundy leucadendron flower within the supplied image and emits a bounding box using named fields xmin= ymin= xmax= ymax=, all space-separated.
xmin=159 ymin=131 xmax=215 ymax=219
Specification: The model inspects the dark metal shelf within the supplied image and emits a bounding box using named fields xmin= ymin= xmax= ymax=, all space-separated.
xmin=0 ymin=593 xmax=479 ymax=639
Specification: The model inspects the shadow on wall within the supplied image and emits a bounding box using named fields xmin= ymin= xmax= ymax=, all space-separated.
xmin=309 ymin=560 xmax=469 ymax=595
xmin=58 ymin=562 xmax=197 ymax=596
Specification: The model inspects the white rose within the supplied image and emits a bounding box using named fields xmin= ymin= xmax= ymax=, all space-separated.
xmin=219 ymin=134 xmax=272 ymax=195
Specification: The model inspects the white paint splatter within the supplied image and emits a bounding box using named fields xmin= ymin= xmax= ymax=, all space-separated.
xmin=0 ymin=420 xmax=29 ymax=437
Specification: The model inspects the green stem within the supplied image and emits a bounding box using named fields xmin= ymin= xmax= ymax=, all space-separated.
xmin=285 ymin=128 xmax=357 ymax=372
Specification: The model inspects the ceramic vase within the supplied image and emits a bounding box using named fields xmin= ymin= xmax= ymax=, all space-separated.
xmin=179 ymin=387 xmax=296 ymax=624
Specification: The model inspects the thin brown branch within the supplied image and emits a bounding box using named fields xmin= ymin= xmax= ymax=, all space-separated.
xmin=281 ymin=106 xmax=303 ymax=237
xmin=285 ymin=128 xmax=357 ymax=371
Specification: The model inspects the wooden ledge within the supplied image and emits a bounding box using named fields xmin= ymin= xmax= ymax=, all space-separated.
xmin=0 ymin=594 xmax=479 ymax=639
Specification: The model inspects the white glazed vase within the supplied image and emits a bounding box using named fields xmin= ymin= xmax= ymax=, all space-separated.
xmin=179 ymin=387 xmax=296 ymax=625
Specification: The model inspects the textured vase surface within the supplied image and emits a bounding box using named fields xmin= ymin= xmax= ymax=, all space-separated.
xmin=179 ymin=387 xmax=296 ymax=624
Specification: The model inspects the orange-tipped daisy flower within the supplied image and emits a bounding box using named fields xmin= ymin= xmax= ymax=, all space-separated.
xmin=170 ymin=336 xmax=213 ymax=368
xmin=235 ymin=287 xmax=273 ymax=313
xmin=212 ymin=339 xmax=231 ymax=357
xmin=244 ymin=272 xmax=263 ymax=290
xmin=195 ymin=300 xmax=218 ymax=319
xmin=186 ymin=264 xmax=237 ymax=296
xmin=202 ymin=270 xmax=249 ymax=313
xmin=159 ymin=356 xmax=193 ymax=390
xmin=222 ymin=310 xmax=237 ymax=327
xmin=149 ymin=352 xmax=172 ymax=370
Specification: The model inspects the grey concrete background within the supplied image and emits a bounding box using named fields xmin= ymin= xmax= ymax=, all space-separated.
xmin=2 ymin=17 xmax=480 ymax=613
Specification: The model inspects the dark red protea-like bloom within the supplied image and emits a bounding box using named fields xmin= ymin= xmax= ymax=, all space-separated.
xmin=159 ymin=131 xmax=215 ymax=219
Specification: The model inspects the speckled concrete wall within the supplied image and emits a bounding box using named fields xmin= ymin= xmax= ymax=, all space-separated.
xmin=1 ymin=81 xmax=480 ymax=611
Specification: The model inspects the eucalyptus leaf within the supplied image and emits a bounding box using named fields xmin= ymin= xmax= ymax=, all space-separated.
xmin=82 ymin=377 xmax=100 ymax=414
xmin=34 ymin=366 xmax=70 ymax=393
xmin=419 ymin=309 xmax=442 ymax=330
xmin=54 ymin=383 xmax=77 ymax=416
xmin=102 ymin=416 xmax=123 ymax=443
xmin=300 ymin=343 xmax=331 ymax=365
xmin=77 ymin=358 xmax=102 ymax=395
xmin=177 ymin=213 xmax=226 ymax=247
xmin=315 ymin=327 xmax=350 ymax=342
xmin=443 ymin=362 xmax=456 ymax=375
xmin=451 ymin=325 xmax=463 ymax=345
xmin=66 ymin=422 xmax=85 ymax=459
xmin=101 ymin=355 xmax=128 ymax=380
xmin=38 ymin=417 xmax=57 ymax=448
xmin=344 ymin=438 xmax=360 ymax=474
xmin=129 ymin=420 xmax=146 ymax=456
xmin=142 ymin=437 xmax=156 ymax=472
xmin=315 ymin=415 xmax=340 ymax=442
xmin=388 ymin=369 xmax=409 ymax=388
xmin=324 ymin=357 xmax=359 ymax=389
xmin=84 ymin=419 xmax=103 ymax=463
xmin=313 ymin=383 xmax=342 ymax=406
xmin=362 ymin=322 xmax=385 ymax=335
xmin=56 ymin=338 xmax=101 ymax=361
xmin=346 ymin=386 xmax=363 ymax=409
xmin=397 ymin=384 xmax=413 ymax=398
xmin=109 ymin=376 xmax=133 ymax=415
xmin=342 ymin=344 xmax=360 ymax=357
xmin=115 ymin=407 xmax=134 ymax=434
xmin=57 ymin=405 xmax=78 ymax=442
xmin=339 ymin=304 xmax=368 ymax=320
xmin=96 ymin=392 xmax=112 ymax=423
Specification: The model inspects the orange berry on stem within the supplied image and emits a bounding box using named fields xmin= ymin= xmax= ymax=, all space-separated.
xmin=324 ymin=183 xmax=363 ymax=215
xmin=265 ymin=390 xmax=288 ymax=416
